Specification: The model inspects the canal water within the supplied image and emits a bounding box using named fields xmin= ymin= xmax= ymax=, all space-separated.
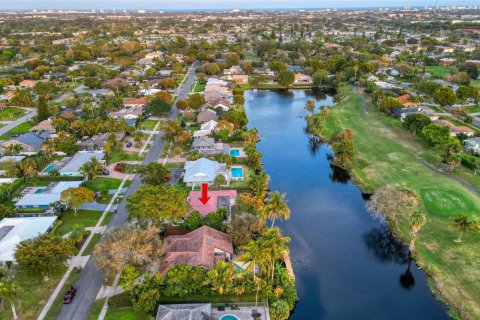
xmin=244 ymin=89 xmax=450 ymax=320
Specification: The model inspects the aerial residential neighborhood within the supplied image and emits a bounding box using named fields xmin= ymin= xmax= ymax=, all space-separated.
xmin=0 ymin=2 xmax=478 ymax=320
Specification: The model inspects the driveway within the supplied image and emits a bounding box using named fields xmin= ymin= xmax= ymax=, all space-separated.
xmin=56 ymin=61 xmax=198 ymax=320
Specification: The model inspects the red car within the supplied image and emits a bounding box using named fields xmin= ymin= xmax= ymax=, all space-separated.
xmin=63 ymin=287 xmax=76 ymax=304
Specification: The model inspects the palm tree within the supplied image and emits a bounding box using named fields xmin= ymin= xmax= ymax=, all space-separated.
xmin=19 ymin=158 xmax=37 ymax=181
xmin=0 ymin=265 xmax=19 ymax=319
xmin=320 ymin=107 xmax=330 ymax=124
xmin=304 ymin=99 xmax=315 ymax=114
xmin=449 ymin=214 xmax=479 ymax=242
xmin=409 ymin=211 xmax=426 ymax=254
xmin=205 ymin=261 xmax=235 ymax=295
xmin=248 ymin=171 xmax=270 ymax=200
xmin=264 ymin=192 xmax=290 ymax=228
xmin=260 ymin=228 xmax=291 ymax=281
xmin=238 ymin=240 xmax=269 ymax=282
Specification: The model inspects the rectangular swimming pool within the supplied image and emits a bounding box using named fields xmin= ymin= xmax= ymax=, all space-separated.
xmin=231 ymin=167 xmax=244 ymax=179
xmin=44 ymin=164 xmax=57 ymax=173
xmin=229 ymin=149 xmax=240 ymax=157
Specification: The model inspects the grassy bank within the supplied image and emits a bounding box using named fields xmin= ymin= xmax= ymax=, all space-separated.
xmin=321 ymin=87 xmax=480 ymax=319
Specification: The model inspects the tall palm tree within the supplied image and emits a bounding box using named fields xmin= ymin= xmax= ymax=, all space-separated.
xmin=260 ymin=228 xmax=291 ymax=281
xmin=409 ymin=211 xmax=426 ymax=254
xmin=320 ymin=107 xmax=330 ymax=124
xmin=265 ymin=192 xmax=290 ymax=228
xmin=20 ymin=158 xmax=37 ymax=181
xmin=248 ymin=171 xmax=270 ymax=200
xmin=449 ymin=214 xmax=479 ymax=242
xmin=238 ymin=240 xmax=269 ymax=282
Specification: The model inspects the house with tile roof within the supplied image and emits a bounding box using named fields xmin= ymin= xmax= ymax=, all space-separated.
xmin=159 ymin=226 xmax=234 ymax=274
xmin=2 ymin=132 xmax=50 ymax=154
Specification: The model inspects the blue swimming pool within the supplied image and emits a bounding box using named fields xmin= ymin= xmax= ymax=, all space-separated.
xmin=44 ymin=164 xmax=57 ymax=173
xmin=220 ymin=315 xmax=240 ymax=320
xmin=231 ymin=167 xmax=244 ymax=179
xmin=35 ymin=188 xmax=46 ymax=194
xmin=229 ymin=149 xmax=240 ymax=157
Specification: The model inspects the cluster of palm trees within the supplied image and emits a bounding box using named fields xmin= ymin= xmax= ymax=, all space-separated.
xmin=238 ymin=228 xmax=291 ymax=305
xmin=79 ymin=157 xmax=105 ymax=180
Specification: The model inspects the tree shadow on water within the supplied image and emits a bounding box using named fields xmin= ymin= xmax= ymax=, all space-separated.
xmin=363 ymin=226 xmax=409 ymax=265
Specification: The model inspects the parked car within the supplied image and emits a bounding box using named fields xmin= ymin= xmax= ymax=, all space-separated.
xmin=126 ymin=142 xmax=133 ymax=148
xmin=102 ymin=169 xmax=110 ymax=175
xmin=63 ymin=287 xmax=77 ymax=304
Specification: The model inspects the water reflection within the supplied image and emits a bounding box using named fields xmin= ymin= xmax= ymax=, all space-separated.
xmin=400 ymin=259 xmax=416 ymax=290
xmin=308 ymin=136 xmax=323 ymax=156
xmin=328 ymin=163 xmax=351 ymax=184
xmin=363 ymin=226 xmax=409 ymax=264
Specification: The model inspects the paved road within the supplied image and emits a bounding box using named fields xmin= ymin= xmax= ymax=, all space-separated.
xmin=56 ymin=62 xmax=198 ymax=320
xmin=0 ymin=108 xmax=37 ymax=136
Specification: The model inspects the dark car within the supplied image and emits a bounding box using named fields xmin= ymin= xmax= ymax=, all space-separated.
xmin=102 ymin=169 xmax=110 ymax=175
xmin=63 ymin=287 xmax=76 ymax=304
xmin=126 ymin=142 xmax=133 ymax=148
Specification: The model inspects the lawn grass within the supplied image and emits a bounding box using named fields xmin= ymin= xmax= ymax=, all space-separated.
xmin=0 ymin=107 xmax=26 ymax=120
xmin=54 ymin=210 xmax=103 ymax=236
xmin=321 ymin=87 xmax=480 ymax=319
xmin=464 ymin=104 xmax=480 ymax=113
xmin=471 ymin=79 xmax=480 ymax=88
xmin=140 ymin=119 xmax=159 ymax=130
xmin=426 ymin=66 xmax=456 ymax=77
xmin=82 ymin=233 xmax=102 ymax=256
xmin=109 ymin=151 xmax=138 ymax=163
xmin=0 ymin=267 xmax=67 ymax=320
xmin=83 ymin=177 xmax=124 ymax=192
xmin=193 ymin=82 xmax=206 ymax=92
xmin=9 ymin=120 xmax=34 ymax=133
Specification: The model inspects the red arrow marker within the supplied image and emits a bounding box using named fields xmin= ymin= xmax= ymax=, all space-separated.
xmin=198 ymin=183 xmax=211 ymax=205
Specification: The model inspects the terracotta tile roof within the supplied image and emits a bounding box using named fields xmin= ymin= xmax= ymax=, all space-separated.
xmin=123 ymin=97 xmax=146 ymax=106
xmin=160 ymin=226 xmax=233 ymax=274
xmin=397 ymin=94 xmax=410 ymax=105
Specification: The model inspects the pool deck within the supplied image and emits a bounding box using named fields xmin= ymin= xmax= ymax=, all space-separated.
xmin=211 ymin=305 xmax=269 ymax=320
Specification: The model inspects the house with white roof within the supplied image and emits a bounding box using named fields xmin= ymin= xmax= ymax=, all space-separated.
xmin=0 ymin=216 xmax=58 ymax=264
xmin=59 ymin=151 xmax=105 ymax=176
xmin=183 ymin=158 xmax=228 ymax=187
xmin=192 ymin=120 xmax=217 ymax=138
xmin=15 ymin=181 xmax=83 ymax=209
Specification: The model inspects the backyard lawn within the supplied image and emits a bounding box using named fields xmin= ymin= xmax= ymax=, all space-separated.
xmin=465 ymin=104 xmax=480 ymax=113
xmin=322 ymin=87 xmax=480 ymax=319
xmin=9 ymin=120 xmax=34 ymax=133
xmin=0 ymin=107 xmax=26 ymax=120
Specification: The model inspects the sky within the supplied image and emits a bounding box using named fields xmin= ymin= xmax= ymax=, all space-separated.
xmin=0 ymin=0 xmax=479 ymax=10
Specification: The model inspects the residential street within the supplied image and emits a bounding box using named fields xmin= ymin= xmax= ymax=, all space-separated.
xmin=55 ymin=63 xmax=198 ymax=320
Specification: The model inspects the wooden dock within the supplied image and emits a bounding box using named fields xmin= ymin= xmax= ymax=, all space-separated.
xmin=283 ymin=253 xmax=295 ymax=281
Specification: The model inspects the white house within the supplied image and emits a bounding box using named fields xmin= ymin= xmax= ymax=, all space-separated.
xmin=0 ymin=216 xmax=58 ymax=264
xmin=183 ymin=158 xmax=228 ymax=187
xmin=15 ymin=181 xmax=83 ymax=209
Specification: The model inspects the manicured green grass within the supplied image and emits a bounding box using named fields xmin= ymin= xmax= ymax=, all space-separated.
xmin=0 ymin=107 xmax=26 ymax=120
xmin=465 ymin=105 xmax=480 ymax=113
xmin=140 ymin=119 xmax=159 ymax=130
xmin=82 ymin=233 xmax=102 ymax=256
xmin=471 ymin=79 xmax=480 ymax=88
xmin=104 ymin=308 xmax=153 ymax=320
xmin=9 ymin=121 xmax=34 ymax=133
xmin=426 ymin=66 xmax=456 ymax=77
xmin=322 ymin=87 xmax=480 ymax=319
xmin=109 ymin=151 xmax=138 ymax=163
xmin=83 ymin=177 xmax=124 ymax=192
xmin=193 ymin=82 xmax=206 ymax=92
xmin=0 ymin=267 xmax=67 ymax=320
xmin=54 ymin=210 xmax=103 ymax=236
xmin=165 ymin=162 xmax=185 ymax=169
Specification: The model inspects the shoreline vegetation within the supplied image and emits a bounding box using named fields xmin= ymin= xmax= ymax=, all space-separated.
xmin=306 ymin=86 xmax=480 ymax=320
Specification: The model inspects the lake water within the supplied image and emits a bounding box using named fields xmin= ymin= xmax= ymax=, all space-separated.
xmin=244 ymin=89 xmax=450 ymax=320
